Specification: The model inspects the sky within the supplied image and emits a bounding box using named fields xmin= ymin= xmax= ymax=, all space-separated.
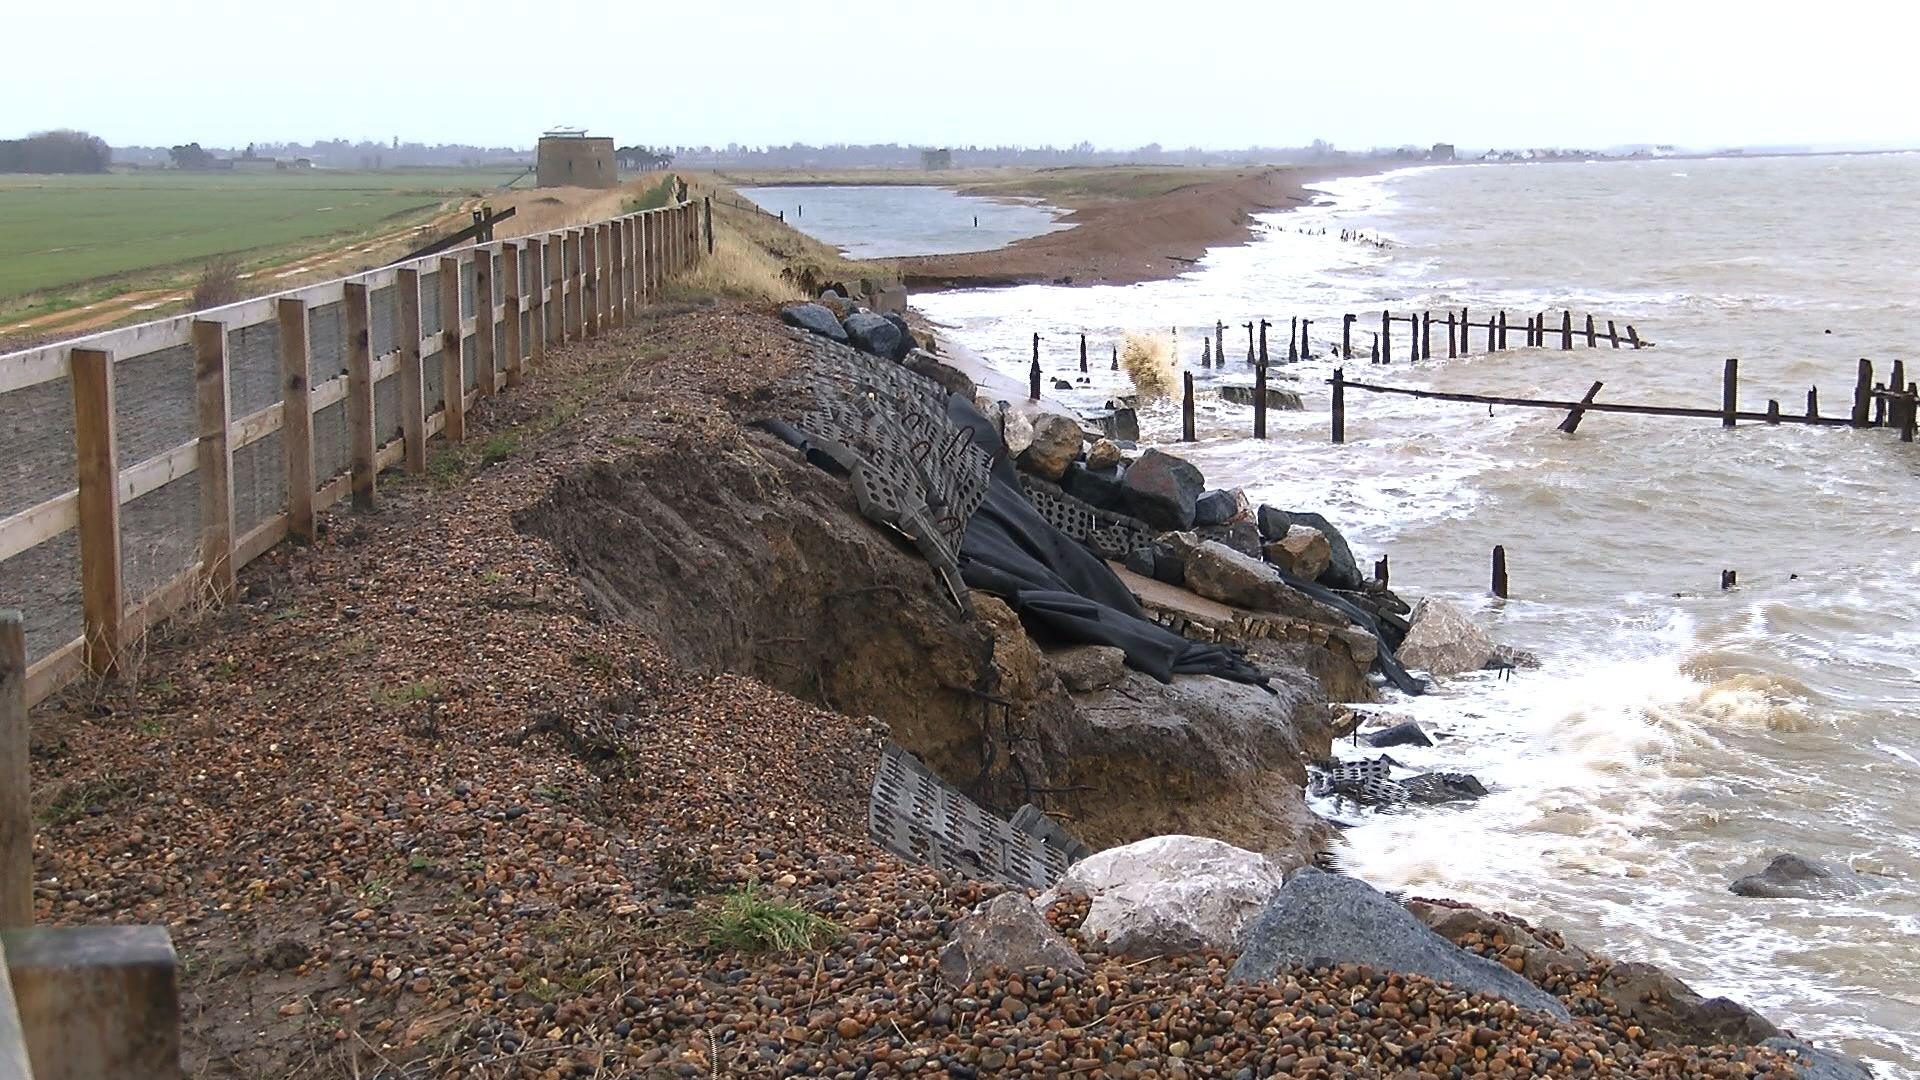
xmin=8 ymin=0 xmax=1919 ymax=152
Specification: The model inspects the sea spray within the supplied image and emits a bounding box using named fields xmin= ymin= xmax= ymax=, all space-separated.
xmin=1121 ymin=331 xmax=1178 ymax=400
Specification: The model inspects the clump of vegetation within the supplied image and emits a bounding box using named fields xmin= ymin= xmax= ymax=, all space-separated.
xmin=190 ymin=257 xmax=243 ymax=311
xmin=655 ymin=847 xmax=715 ymax=895
xmin=701 ymin=882 xmax=838 ymax=953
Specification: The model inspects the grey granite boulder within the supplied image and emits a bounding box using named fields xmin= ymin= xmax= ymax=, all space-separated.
xmin=1282 ymin=510 xmax=1361 ymax=588
xmin=1730 ymin=854 xmax=1870 ymax=899
xmin=1228 ymin=868 xmax=1569 ymax=1019
xmin=1019 ymin=413 xmax=1085 ymax=482
xmin=1038 ymin=835 xmax=1287 ymax=956
xmin=1062 ymin=462 xmax=1127 ymax=513
xmin=1256 ymin=505 xmax=1292 ymax=542
xmin=1193 ymin=489 xmax=1239 ymax=527
xmin=843 ymin=311 xmax=903 ymax=358
xmin=1397 ymin=596 xmax=1497 ymax=677
xmin=1121 ymin=449 xmax=1205 ymax=530
xmin=780 ymin=302 xmax=847 ymax=341
xmin=1165 ymin=534 xmax=1340 ymax=623
xmin=939 ymin=893 xmax=1086 ymax=987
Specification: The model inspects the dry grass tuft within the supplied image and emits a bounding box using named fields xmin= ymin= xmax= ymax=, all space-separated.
xmin=1121 ymin=331 xmax=1179 ymax=400
xmin=670 ymin=229 xmax=804 ymax=303
xmin=190 ymin=257 xmax=242 ymax=312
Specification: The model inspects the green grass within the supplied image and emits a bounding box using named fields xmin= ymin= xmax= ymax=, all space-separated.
xmin=701 ymin=882 xmax=839 ymax=954
xmin=0 ymin=167 xmax=520 ymax=301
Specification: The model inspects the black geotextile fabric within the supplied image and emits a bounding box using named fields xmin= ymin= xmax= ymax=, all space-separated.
xmin=941 ymin=397 xmax=1271 ymax=688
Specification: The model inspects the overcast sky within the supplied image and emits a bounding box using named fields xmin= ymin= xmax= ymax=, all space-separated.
xmin=10 ymin=0 xmax=1918 ymax=151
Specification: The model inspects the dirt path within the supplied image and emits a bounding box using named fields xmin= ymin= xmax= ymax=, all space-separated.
xmin=895 ymin=164 xmax=1370 ymax=288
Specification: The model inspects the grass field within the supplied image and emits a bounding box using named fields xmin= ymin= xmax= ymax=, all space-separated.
xmin=0 ymin=167 xmax=521 ymax=301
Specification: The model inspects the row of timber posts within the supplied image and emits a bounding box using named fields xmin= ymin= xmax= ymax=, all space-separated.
xmin=50 ymin=200 xmax=703 ymax=699
xmin=1361 ymin=308 xmax=1646 ymax=364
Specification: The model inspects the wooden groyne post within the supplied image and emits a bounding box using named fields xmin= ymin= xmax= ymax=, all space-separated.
xmin=1182 ymin=372 xmax=1195 ymax=442
xmin=1557 ymin=381 xmax=1605 ymax=434
xmin=1561 ymin=310 xmax=1573 ymax=350
xmin=1446 ymin=312 xmax=1457 ymax=359
xmin=1492 ymin=545 xmax=1509 ymax=599
xmin=1331 ymin=368 xmax=1346 ymax=444
xmin=1079 ymin=333 xmax=1088 ymax=373
xmin=1723 ymin=359 xmax=1738 ymax=428
xmin=1341 ymin=314 xmax=1354 ymax=359
xmin=1215 ymin=320 xmax=1225 ymax=366
xmin=1852 ymin=359 xmax=1873 ymax=428
xmin=1380 ymin=310 xmax=1391 ymax=364
xmin=1029 ymin=333 xmax=1041 ymax=401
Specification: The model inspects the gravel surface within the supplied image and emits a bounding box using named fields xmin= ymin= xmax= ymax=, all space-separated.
xmin=25 ymin=301 xmax=1801 ymax=1078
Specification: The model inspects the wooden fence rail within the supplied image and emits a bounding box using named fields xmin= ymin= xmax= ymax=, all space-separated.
xmin=0 ymin=198 xmax=707 ymax=710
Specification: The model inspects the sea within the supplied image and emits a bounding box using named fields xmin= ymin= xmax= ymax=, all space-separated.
xmin=773 ymin=156 xmax=1920 ymax=1075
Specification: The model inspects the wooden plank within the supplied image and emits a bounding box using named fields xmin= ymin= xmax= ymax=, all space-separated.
xmin=277 ymin=299 xmax=316 ymax=544
xmin=0 ymin=937 xmax=35 ymax=1079
xmin=394 ymin=269 xmax=426 ymax=473
xmin=608 ymin=223 xmax=626 ymax=329
xmin=69 ymin=348 xmax=122 ymax=676
xmin=0 ymin=349 xmax=66 ymax=395
xmin=191 ymin=319 xmax=235 ymax=602
xmin=544 ymin=235 xmax=563 ymax=350
xmin=117 ymin=442 xmax=197 ymax=505
xmin=499 ymin=244 xmax=524 ymax=389
xmin=596 ymin=223 xmax=613 ymax=329
xmin=121 ymin=561 xmax=203 ymax=645
xmin=624 ymin=217 xmax=640 ymax=312
xmin=375 ymin=437 xmax=405 ymax=472
xmin=1338 ymin=376 xmax=1854 ymax=425
xmin=342 ymin=283 xmax=377 ymax=509
xmin=233 ymin=513 xmax=287 ymax=569
xmin=473 ymin=247 xmax=497 ymax=397
xmin=3 ymin=924 xmax=182 ymax=1080
xmin=22 ymin=640 xmax=83 ymax=711
xmin=309 ymin=375 xmax=347 ymax=412
xmin=438 ymin=257 xmax=466 ymax=443
xmin=227 ymin=403 xmax=280 ymax=453
xmin=1557 ymin=381 xmax=1605 ymax=434
xmin=1 ymin=612 xmax=28 ymax=929
xmin=0 ymin=493 xmax=78 ymax=565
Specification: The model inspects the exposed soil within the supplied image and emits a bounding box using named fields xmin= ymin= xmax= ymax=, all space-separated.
xmin=893 ymin=165 xmax=1367 ymax=289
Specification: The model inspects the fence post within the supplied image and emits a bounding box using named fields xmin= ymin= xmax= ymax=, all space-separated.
xmin=1608 ymin=319 xmax=1620 ymax=348
xmin=1806 ymin=386 xmax=1819 ymax=420
xmin=342 ymin=283 xmax=377 ymax=508
xmin=1722 ymin=358 xmax=1738 ymax=428
xmin=439 ymin=257 xmax=467 ymax=442
xmin=2 ymin=611 xmax=28 ymax=928
xmin=1492 ymin=545 xmax=1509 ymax=599
xmin=499 ymin=246 xmax=525 ymax=389
xmin=190 ymin=320 xmax=235 ymax=602
xmin=1905 ymin=382 xmax=1917 ymax=444
xmin=1216 ymin=320 xmax=1225 ymax=365
xmin=1300 ymin=318 xmax=1312 ymax=361
xmin=623 ymin=218 xmax=639 ymax=312
xmin=4 ymin=924 xmax=183 ymax=1080
xmin=276 ymin=300 xmax=316 ymax=543
xmin=1585 ymin=313 xmax=1597 ymax=347
xmin=607 ymin=225 xmax=626 ymax=330
xmin=1561 ymin=310 xmax=1573 ymax=350
xmin=1181 ymin=372 xmax=1195 ymax=442
xmin=1420 ymin=312 xmax=1431 ymax=361
xmin=1498 ymin=310 xmax=1508 ymax=350
xmin=598 ymin=223 xmax=615 ymax=325
xmin=69 ymin=348 xmax=122 ymax=677
xmin=1380 ymin=310 xmax=1391 ymax=363
xmin=1331 ymin=367 xmax=1346 ymax=444
xmin=1254 ymin=357 xmax=1268 ymax=439
xmin=1766 ymin=399 xmax=1780 ymax=424
xmin=473 ymin=247 xmax=497 ymax=396
xmin=1446 ymin=312 xmax=1457 ymax=358
xmin=1341 ymin=313 xmax=1353 ymax=359
xmin=1079 ymin=333 xmax=1088 ymax=373
xmin=527 ymin=239 xmax=549 ymax=361
xmin=1029 ymin=333 xmax=1040 ymax=401
xmin=581 ymin=230 xmax=600 ymax=338
xmin=704 ymin=196 xmax=714 ymax=256
xmin=394 ymin=269 xmax=428 ymax=472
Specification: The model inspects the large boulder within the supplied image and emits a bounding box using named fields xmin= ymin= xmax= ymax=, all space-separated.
xmin=1760 ymin=1037 xmax=1875 ymax=1080
xmin=1196 ymin=522 xmax=1262 ymax=559
xmin=938 ymin=893 xmax=1087 ymax=987
xmin=1729 ymin=854 xmax=1870 ymax=899
xmin=780 ymin=302 xmax=847 ymax=341
xmin=1048 ymin=644 xmax=1127 ymax=693
xmin=1264 ymin=524 xmax=1331 ymax=581
xmin=872 ymin=284 xmax=909 ymax=315
xmin=1061 ymin=462 xmax=1128 ymax=513
xmin=1229 ymin=868 xmax=1569 ymax=1019
xmin=903 ymin=349 xmax=975 ymax=399
xmin=1038 ymin=836 xmax=1287 ymax=956
xmin=1397 ymin=596 xmax=1497 ymax=677
xmin=1255 ymin=505 xmax=1292 ymax=542
xmin=1019 ymin=413 xmax=1085 ymax=482
xmin=842 ymin=311 xmax=903 ymax=358
xmin=1086 ymin=438 xmax=1124 ymax=471
xmin=1404 ymin=900 xmax=1592 ymax=986
xmin=1121 ymin=449 xmax=1205 ymax=530
xmin=1166 ymin=534 xmax=1341 ymax=624
xmin=1365 ymin=719 xmax=1433 ymax=749
xmin=1193 ymin=489 xmax=1239 ymax=527
xmin=1283 ymin=511 xmax=1362 ymax=589
xmin=1599 ymin=961 xmax=1780 ymax=1046
xmin=882 ymin=313 xmax=916 ymax=359
xmin=1002 ymin=409 xmax=1036 ymax=457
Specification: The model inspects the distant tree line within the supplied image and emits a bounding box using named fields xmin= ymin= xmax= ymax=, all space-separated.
xmin=115 ymin=138 xmax=535 ymax=170
xmin=0 ymin=129 xmax=111 ymax=173
xmin=665 ymin=139 xmax=1370 ymax=169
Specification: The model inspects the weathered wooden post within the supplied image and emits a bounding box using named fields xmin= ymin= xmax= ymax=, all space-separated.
xmin=1300 ymin=318 xmax=1312 ymax=361
xmin=1202 ymin=337 xmax=1212 ymax=368
xmin=1245 ymin=322 xmax=1255 ymax=364
xmin=1370 ymin=333 xmax=1379 ymax=364
xmin=1029 ymin=333 xmax=1041 ymax=401
xmin=1807 ymin=386 xmax=1820 ymax=420
xmin=1852 ymin=359 xmax=1873 ymax=428
xmin=1608 ymin=319 xmax=1621 ymax=348
xmin=1111 ymin=344 xmax=1118 ymax=371
xmin=1288 ymin=317 xmax=1298 ymax=362
xmin=1258 ymin=319 xmax=1270 ymax=366
xmin=1421 ymin=312 xmax=1432 ymax=360
xmin=1079 ymin=333 xmax=1088 ymax=373
xmin=438 ymin=256 xmax=466 ymax=441
xmin=1341 ymin=313 xmax=1354 ymax=359
xmin=1331 ymin=367 xmax=1346 ymax=444
xmin=1721 ymin=569 xmax=1738 ymax=591
xmin=1486 ymin=314 xmax=1495 ymax=353
xmin=1585 ymin=313 xmax=1597 ymax=347
xmin=1460 ymin=308 xmax=1469 ymax=354
xmin=190 ymin=319 xmax=235 ymax=603
xmin=1498 ymin=310 xmax=1508 ymax=350
xmin=704 ymin=196 xmax=714 ymax=256
xmin=1891 ymin=360 xmax=1906 ymax=398
xmin=342 ymin=282 xmax=377 ymax=508
xmin=1253 ymin=357 xmax=1268 ymax=440
xmin=1906 ymin=382 xmax=1918 ymax=444
xmin=1722 ymin=358 xmax=1738 ymax=428
xmin=1874 ymin=384 xmax=1888 ymax=427
xmin=1446 ymin=312 xmax=1457 ymax=358
xmin=1373 ymin=556 xmax=1389 ymax=588
xmin=2 ymin=611 xmax=27 ymax=928
xmin=1492 ymin=545 xmax=1509 ymax=599
xmin=4 ymin=924 xmax=183 ymax=1079
xmin=1766 ymin=399 xmax=1781 ymax=424
xmin=1561 ymin=310 xmax=1573 ymax=350
xmin=1182 ymin=372 xmax=1196 ymax=442
xmin=276 ymin=300 xmax=316 ymax=544
xmin=1557 ymin=381 xmax=1605 ymax=434
xmin=70 ymin=347 xmax=122 ymax=677
xmin=1215 ymin=320 xmax=1225 ymax=365
xmin=1626 ymin=325 xmax=1643 ymax=349
xmin=1380 ymin=310 xmax=1391 ymax=363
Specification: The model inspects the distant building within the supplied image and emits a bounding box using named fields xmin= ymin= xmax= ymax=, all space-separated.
xmin=1430 ymin=142 xmax=1456 ymax=162
xmin=920 ymin=148 xmax=952 ymax=171
xmin=536 ymin=129 xmax=616 ymax=189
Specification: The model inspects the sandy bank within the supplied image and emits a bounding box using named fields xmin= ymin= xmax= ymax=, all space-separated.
xmin=895 ymin=164 xmax=1372 ymax=289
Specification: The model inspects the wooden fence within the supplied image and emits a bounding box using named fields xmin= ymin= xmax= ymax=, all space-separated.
xmin=0 ymin=197 xmax=708 ymax=713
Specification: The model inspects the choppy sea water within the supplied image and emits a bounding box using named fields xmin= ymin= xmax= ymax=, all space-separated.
xmin=914 ymin=154 xmax=1920 ymax=1076
xmin=738 ymin=184 xmax=1070 ymax=258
